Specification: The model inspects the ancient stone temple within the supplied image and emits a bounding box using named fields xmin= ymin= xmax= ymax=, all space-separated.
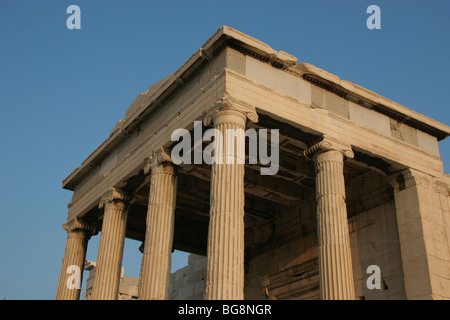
xmin=56 ymin=26 xmax=450 ymax=300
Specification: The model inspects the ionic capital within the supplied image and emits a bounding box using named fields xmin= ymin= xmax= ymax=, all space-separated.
xmin=99 ymin=187 xmax=129 ymax=209
xmin=203 ymin=94 xmax=258 ymax=127
xmin=62 ymin=217 xmax=97 ymax=237
xmin=304 ymin=136 xmax=354 ymax=160
xmin=144 ymin=147 xmax=177 ymax=175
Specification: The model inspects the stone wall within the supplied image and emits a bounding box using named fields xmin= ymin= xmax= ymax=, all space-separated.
xmin=244 ymin=203 xmax=319 ymax=300
xmin=347 ymin=171 xmax=406 ymax=299
xmin=83 ymin=171 xmax=409 ymax=301
xmin=243 ymin=170 xmax=406 ymax=300
xmin=169 ymin=254 xmax=207 ymax=300
xmin=83 ymin=261 xmax=139 ymax=300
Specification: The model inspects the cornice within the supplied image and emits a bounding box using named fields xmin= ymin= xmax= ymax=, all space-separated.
xmin=62 ymin=27 xmax=295 ymax=191
xmin=294 ymin=63 xmax=450 ymax=141
xmin=62 ymin=26 xmax=449 ymax=192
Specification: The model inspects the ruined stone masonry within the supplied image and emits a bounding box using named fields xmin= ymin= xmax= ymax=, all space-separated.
xmin=56 ymin=26 xmax=450 ymax=300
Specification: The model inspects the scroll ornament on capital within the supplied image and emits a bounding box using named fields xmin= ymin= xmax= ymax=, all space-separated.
xmin=304 ymin=136 xmax=354 ymax=160
xmin=62 ymin=217 xmax=97 ymax=237
xmin=143 ymin=147 xmax=176 ymax=175
xmin=99 ymin=187 xmax=129 ymax=209
xmin=203 ymin=94 xmax=259 ymax=127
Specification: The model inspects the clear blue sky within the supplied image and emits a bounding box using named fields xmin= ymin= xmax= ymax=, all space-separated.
xmin=0 ymin=0 xmax=448 ymax=299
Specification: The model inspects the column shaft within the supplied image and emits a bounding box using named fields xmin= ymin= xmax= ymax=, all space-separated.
xmin=55 ymin=219 xmax=93 ymax=300
xmin=139 ymin=149 xmax=177 ymax=300
xmin=205 ymin=110 xmax=246 ymax=300
xmin=315 ymin=150 xmax=355 ymax=300
xmin=92 ymin=189 xmax=128 ymax=300
xmin=305 ymin=137 xmax=355 ymax=300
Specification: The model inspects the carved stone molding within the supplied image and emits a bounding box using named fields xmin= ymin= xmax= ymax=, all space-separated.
xmin=203 ymin=94 xmax=259 ymax=127
xmin=99 ymin=187 xmax=129 ymax=209
xmin=260 ymin=258 xmax=319 ymax=300
xmin=390 ymin=168 xmax=449 ymax=195
xmin=447 ymin=175 xmax=450 ymax=196
xmin=304 ymin=136 xmax=354 ymax=160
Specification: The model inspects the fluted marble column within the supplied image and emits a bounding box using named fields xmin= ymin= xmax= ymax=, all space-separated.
xmin=305 ymin=137 xmax=355 ymax=300
xmin=139 ymin=148 xmax=177 ymax=300
xmin=92 ymin=188 xmax=129 ymax=300
xmin=56 ymin=218 xmax=96 ymax=300
xmin=204 ymin=109 xmax=250 ymax=300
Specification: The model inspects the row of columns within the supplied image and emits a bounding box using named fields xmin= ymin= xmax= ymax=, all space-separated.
xmin=56 ymin=108 xmax=357 ymax=300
